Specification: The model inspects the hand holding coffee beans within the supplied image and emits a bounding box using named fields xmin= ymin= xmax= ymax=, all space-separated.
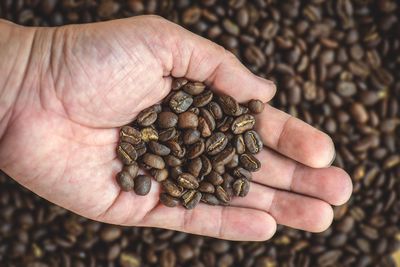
xmin=116 ymin=78 xmax=264 ymax=209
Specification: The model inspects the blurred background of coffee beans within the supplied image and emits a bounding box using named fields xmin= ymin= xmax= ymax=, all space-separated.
xmin=0 ymin=0 xmax=399 ymax=266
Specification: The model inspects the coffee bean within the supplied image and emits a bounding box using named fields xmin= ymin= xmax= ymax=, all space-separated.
xmin=134 ymin=141 xmax=147 ymax=157
xmin=213 ymin=163 xmax=225 ymax=175
xmin=182 ymin=190 xmax=202 ymax=209
xmin=148 ymin=141 xmax=171 ymax=156
xmin=200 ymin=155 xmax=212 ymax=177
xmin=177 ymin=173 xmax=199 ymax=189
xmin=193 ymin=90 xmax=213 ymax=107
xmin=207 ymin=101 xmax=223 ymax=120
xmin=141 ymin=127 xmax=159 ymax=142
xmin=240 ymin=153 xmax=261 ymax=172
xmin=231 ymin=114 xmax=256 ymax=134
xmin=123 ymin=162 xmax=139 ymax=178
xmin=198 ymin=117 xmax=212 ymax=137
xmin=232 ymin=167 xmax=252 ymax=180
xmin=160 ymin=193 xmax=180 ymax=207
xmin=187 ymin=157 xmax=202 ymax=177
xmin=169 ymin=91 xmax=193 ymax=113
xmin=234 ymin=134 xmax=246 ymax=154
xmin=225 ymin=154 xmax=239 ymax=169
xmin=187 ymin=140 xmax=205 ymax=159
xmin=170 ymin=166 xmax=183 ymax=180
xmin=171 ymin=78 xmax=188 ymax=90
xmin=116 ymin=171 xmax=134 ymax=192
xmin=201 ymin=193 xmax=220 ymax=205
xmin=151 ymin=168 xmax=169 ymax=182
xmin=162 ymin=180 xmax=183 ymax=198
xmin=233 ymin=179 xmax=250 ymax=197
xmin=120 ymin=126 xmax=141 ymax=145
xmin=198 ymin=181 xmax=215 ymax=193
xmin=134 ymin=175 xmax=152 ymax=196
xmin=165 ymin=140 xmax=185 ymax=158
xmin=183 ymin=82 xmax=206 ymax=95
xmin=213 ymin=146 xmax=236 ymax=166
xmin=178 ymin=111 xmax=199 ymax=128
xmin=136 ymin=107 xmax=158 ymax=126
xmin=117 ymin=142 xmax=138 ymax=165
xmin=164 ymin=155 xmax=183 ymax=167
xmin=158 ymin=127 xmax=177 ymax=142
xmin=157 ymin=112 xmax=178 ymax=128
xmin=206 ymin=132 xmax=228 ymax=155
xmin=142 ymin=153 xmax=165 ymax=169
xmin=217 ymin=116 xmax=234 ymax=132
xmin=200 ymin=108 xmax=216 ymax=131
xmin=248 ymin=99 xmax=264 ymax=114
xmin=244 ymin=130 xmax=263 ymax=154
xmin=215 ymin=186 xmax=230 ymax=203
xmin=182 ymin=129 xmax=201 ymax=145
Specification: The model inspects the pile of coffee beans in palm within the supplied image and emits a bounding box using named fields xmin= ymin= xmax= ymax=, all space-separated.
xmin=116 ymin=78 xmax=264 ymax=209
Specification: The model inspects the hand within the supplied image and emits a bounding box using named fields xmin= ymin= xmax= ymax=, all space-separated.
xmin=0 ymin=16 xmax=352 ymax=241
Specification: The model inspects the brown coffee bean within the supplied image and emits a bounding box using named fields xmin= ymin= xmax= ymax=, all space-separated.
xmin=178 ymin=111 xmax=199 ymax=129
xmin=198 ymin=117 xmax=212 ymax=137
xmin=244 ymin=130 xmax=263 ymax=154
xmin=198 ymin=181 xmax=215 ymax=193
xmin=218 ymin=94 xmax=240 ymax=116
xmin=182 ymin=129 xmax=201 ymax=145
xmin=225 ymin=154 xmax=239 ymax=169
xmin=141 ymin=127 xmax=159 ymax=142
xmin=207 ymin=101 xmax=223 ymax=120
xmin=240 ymin=153 xmax=261 ymax=172
xmin=134 ymin=175 xmax=152 ymax=196
xmin=232 ymin=167 xmax=252 ymax=180
xmin=213 ymin=163 xmax=225 ymax=175
xmin=189 ymin=107 xmax=200 ymax=115
xmin=157 ymin=112 xmax=178 ymax=128
xmin=165 ymin=141 xmax=185 ymax=158
xmin=182 ymin=190 xmax=202 ymax=209
xmin=120 ymin=126 xmax=141 ymax=145
xmin=187 ymin=140 xmax=205 ymax=159
xmin=169 ymin=91 xmax=193 ymax=113
xmin=200 ymin=155 xmax=212 ymax=177
xmin=217 ymin=116 xmax=234 ymax=132
xmin=234 ymin=134 xmax=246 ymax=154
xmin=206 ymin=132 xmax=228 ymax=155
xmin=122 ymin=162 xmax=139 ymax=178
xmin=200 ymin=108 xmax=216 ymax=131
xmin=160 ymin=193 xmax=180 ymax=207
xmin=142 ymin=153 xmax=165 ymax=169
xmin=187 ymin=157 xmax=202 ymax=177
xmin=117 ymin=142 xmax=138 ymax=165
xmin=170 ymin=166 xmax=183 ymax=180
xmin=134 ymin=141 xmax=147 ymax=157
xmin=171 ymin=78 xmax=188 ymax=90
xmin=215 ymin=186 xmax=230 ymax=204
xmin=148 ymin=141 xmax=171 ymax=156
xmin=162 ymin=180 xmax=183 ymax=198
xmin=158 ymin=127 xmax=177 ymax=142
xmin=336 ymin=81 xmax=357 ymax=97
xmin=116 ymin=171 xmax=134 ymax=191
xmin=193 ymin=90 xmax=213 ymax=107
xmin=183 ymin=82 xmax=206 ymax=95
xmin=214 ymin=146 xmax=236 ymax=166
xmin=164 ymin=155 xmax=183 ymax=167
xmin=248 ymin=99 xmax=264 ymax=114
xmin=177 ymin=173 xmax=199 ymax=189
xmin=151 ymin=168 xmax=168 ymax=182
xmin=350 ymin=102 xmax=369 ymax=123
xmin=136 ymin=107 xmax=158 ymax=126
xmin=233 ymin=179 xmax=250 ymax=197
xmin=231 ymin=114 xmax=256 ymax=134
xmin=201 ymin=193 xmax=220 ymax=205
xmin=161 ymin=249 xmax=177 ymax=267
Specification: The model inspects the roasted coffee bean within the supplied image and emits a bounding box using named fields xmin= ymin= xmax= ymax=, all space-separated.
xmin=225 ymin=154 xmax=239 ymax=169
xmin=231 ymin=114 xmax=256 ymax=134
xmin=169 ymin=91 xmax=193 ymax=113
xmin=201 ymin=193 xmax=220 ymax=205
xmin=198 ymin=181 xmax=215 ymax=193
xmin=200 ymin=108 xmax=216 ymax=131
xmin=170 ymin=166 xmax=183 ymax=180
xmin=207 ymin=101 xmax=223 ymax=120
xmin=218 ymin=94 xmax=240 ymax=116
xmin=206 ymin=132 xmax=228 ymax=155
xmin=217 ymin=116 xmax=234 ymax=132
xmin=178 ymin=111 xmax=199 ymax=128
xmin=244 ymin=130 xmax=263 ymax=154
xmin=248 ymin=99 xmax=264 ymax=114
xmin=187 ymin=157 xmax=202 ymax=177
xmin=193 ymin=90 xmax=213 ymax=107
xmin=123 ymin=162 xmax=139 ymax=178
xmin=142 ymin=153 xmax=165 ymax=169
xmin=158 ymin=127 xmax=177 ymax=142
xmin=240 ymin=153 xmax=261 ymax=172
xmin=213 ymin=163 xmax=225 ymax=175
xmin=157 ymin=112 xmax=178 ymax=128
xmin=151 ymin=168 xmax=168 ymax=182
xmin=160 ymin=193 xmax=180 ymax=207
xmin=134 ymin=175 xmax=152 ymax=196
xmin=164 ymin=155 xmax=183 ymax=167
xmin=182 ymin=129 xmax=201 ymax=145
xmin=233 ymin=179 xmax=250 ymax=197
xmin=117 ymin=142 xmax=138 ymax=165
xmin=213 ymin=146 xmax=236 ymax=166
xmin=234 ymin=134 xmax=246 ymax=154
xmin=232 ymin=167 xmax=252 ymax=180
xmin=215 ymin=186 xmax=230 ymax=204
xmin=165 ymin=140 xmax=185 ymax=158
xmin=182 ymin=190 xmax=202 ymax=209
xmin=187 ymin=140 xmax=205 ymax=159
xmin=116 ymin=171 xmax=134 ymax=191
xmin=162 ymin=180 xmax=183 ymax=198
xmin=136 ymin=107 xmax=158 ymax=126
xmin=183 ymin=82 xmax=206 ymax=95
xmin=148 ymin=141 xmax=171 ymax=156
xmin=222 ymin=174 xmax=235 ymax=198
xmin=134 ymin=141 xmax=147 ymax=157
xmin=200 ymin=155 xmax=212 ymax=177
xmin=177 ymin=173 xmax=199 ymax=189
xmin=141 ymin=127 xmax=159 ymax=142
xmin=120 ymin=126 xmax=141 ymax=145
xmin=198 ymin=117 xmax=212 ymax=137
xmin=171 ymin=78 xmax=188 ymax=90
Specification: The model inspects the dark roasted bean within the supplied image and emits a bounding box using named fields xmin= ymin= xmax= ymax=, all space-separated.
xmin=182 ymin=129 xmax=201 ymax=145
xmin=205 ymin=132 xmax=228 ymax=155
xmin=248 ymin=99 xmax=264 ymax=114
xmin=142 ymin=153 xmax=165 ymax=169
xmin=233 ymin=179 xmax=250 ymax=197
xmin=240 ymin=153 xmax=261 ymax=172
xmin=120 ymin=126 xmax=141 ymax=145
xmin=182 ymin=190 xmax=202 ymax=209
xmin=117 ymin=142 xmax=138 ymax=165
xmin=160 ymin=193 xmax=180 ymax=207
xmin=134 ymin=175 xmax=152 ymax=195
xmin=244 ymin=130 xmax=263 ymax=154
xmin=157 ymin=112 xmax=178 ymax=128
xmin=231 ymin=114 xmax=256 ymax=134
xmin=177 ymin=173 xmax=199 ymax=189
xmin=169 ymin=91 xmax=193 ymax=113
xmin=148 ymin=141 xmax=171 ymax=156
xmin=136 ymin=107 xmax=158 ymax=126
xmin=116 ymin=171 xmax=134 ymax=191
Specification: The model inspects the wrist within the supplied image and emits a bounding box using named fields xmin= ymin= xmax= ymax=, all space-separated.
xmin=0 ymin=19 xmax=36 ymax=140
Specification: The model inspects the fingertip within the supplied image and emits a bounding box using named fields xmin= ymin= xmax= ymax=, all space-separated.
xmin=310 ymin=202 xmax=334 ymax=233
xmin=307 ymin=131 xmax=336 ymax=168
xmin=330 ymin=167 xmax=353 ymax=206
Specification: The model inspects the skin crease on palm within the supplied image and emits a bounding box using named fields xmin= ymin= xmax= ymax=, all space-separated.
xmin=0 ymin=16 xmax=353 ymax=241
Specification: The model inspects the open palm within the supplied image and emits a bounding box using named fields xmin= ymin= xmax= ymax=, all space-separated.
xmin=0 ymin=16 xmax=352 ymax=241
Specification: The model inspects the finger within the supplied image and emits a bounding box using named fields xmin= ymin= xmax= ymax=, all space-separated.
xmin=255 ymin=105 xmax=335 ymax=168
xmin=139 ymin=203 xmax=276 ymax=241
xmin=252 ymin=148 xmax=352 ymax=206
xmin=231 ymin=183 xmax=333 ymax=233
xmin=155 ymin=19 xmax=276 ymax=103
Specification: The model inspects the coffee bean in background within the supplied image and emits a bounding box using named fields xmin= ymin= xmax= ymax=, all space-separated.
xmin=0 ymin=0 xmax=399 ymax=266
